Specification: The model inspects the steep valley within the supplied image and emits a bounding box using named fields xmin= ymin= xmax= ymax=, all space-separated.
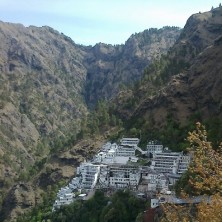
xmin=1 ymin=5 xmax=222 ymax=222
xmin=0 ymin=21 xmax=180 ymax=221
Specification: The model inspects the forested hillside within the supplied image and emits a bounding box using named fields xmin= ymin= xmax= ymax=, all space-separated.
xmin=0 ymin=21 xmax=180 ymax=221
xmin=1 ymin=4 xmax=222 ymax=222
xmin=111 ymin=6 xmax=222 ymax=149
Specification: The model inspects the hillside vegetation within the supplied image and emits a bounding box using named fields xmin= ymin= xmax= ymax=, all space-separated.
xmin=84 ymin=26 xmax=181 ymax=106
xmin=1 ymin=5 xmax=222 ymax=222
xmin=162 ymin=123 xmax=222 ymax=221
xmin=0 ymin=21 xmax=180 ymax=221
xmin=112 ymin=6 xmax=222 ymax=148
xmin=17 ymin=190 xmax=147 ymax=222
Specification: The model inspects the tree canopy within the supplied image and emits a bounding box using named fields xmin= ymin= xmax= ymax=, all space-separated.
xmin=162 ymin=123 xmax=222 ymax=222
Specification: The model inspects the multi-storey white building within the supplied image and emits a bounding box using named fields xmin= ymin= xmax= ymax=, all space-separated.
xmin=151 ymin=151 xmax=190 ymax=175
xmin=68 ymin=177 xmax=80 ymax=190
xmin=151 ymin=151 xmax=181 ymax=173
xmin=57 ymin=186 xmax=72 ymax=197
xmin=116 ymin=145 xmax=135 ymax=157
xmin=120 ymin=138 xmax=140 ymax=147
xmin=109 ymin=164 xmax=141 ymax=188
xmin=147 ymin=141 xmax=163 ymax=156
xmin=97 ymin=165 xmax=109 ymax=188
xmin=77 ymin=162 xmax=100 ymax=190
xmin=53 ymin=193 xmax=74 ymax=208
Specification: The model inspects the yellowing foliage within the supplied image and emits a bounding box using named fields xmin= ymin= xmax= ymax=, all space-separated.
xmin=161 ymin=123 xmax=222 ymax=222
xmin=161 ymin=203 xmax=193 ymax=222
xmin=196 ymin=193 xmax=222 ymax=222
xmin=187 ymin=123 xmax=222 ymax=195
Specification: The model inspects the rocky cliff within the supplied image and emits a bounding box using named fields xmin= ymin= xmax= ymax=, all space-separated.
xmin=84 ymin=27 xmax=181 ymax=106
xmin=113 ymin=7 xmax=222 ymax=129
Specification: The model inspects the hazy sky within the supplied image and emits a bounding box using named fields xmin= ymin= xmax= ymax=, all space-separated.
xmin=0 ymin=0 xmax=221 ymax=46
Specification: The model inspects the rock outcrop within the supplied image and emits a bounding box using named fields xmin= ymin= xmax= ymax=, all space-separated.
xmin=114 ymin=7 xmax=222 ymax=128
xmin=84 ymin=27 xmax=181 ymax=106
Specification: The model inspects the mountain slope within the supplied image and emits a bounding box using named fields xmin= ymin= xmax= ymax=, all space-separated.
xmin=84 ymin=27 xmax=181 ymax=106
xmin=132 ymin=38 xmax=222 ymax=126
xmin=170 ymin=6 xmax=222 ymax=64
xmin=1 ymin=6 xmax=220 ymax=222
xmin=0 ymin=22 xmax=88 ymax=190
xmin=0 ymin=21 xmax=180 ymax=221
xmin=113 ymin=7 xmax=222 ymax=129
xmin=0 ymin=22 xmax=179 ymax=186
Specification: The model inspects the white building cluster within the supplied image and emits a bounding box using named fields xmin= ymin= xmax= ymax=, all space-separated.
xmin=53 ymin=138 xmax=191 ymax=210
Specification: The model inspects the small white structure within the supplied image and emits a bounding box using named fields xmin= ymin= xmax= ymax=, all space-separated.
xmin=101 ymin=142 xmax=112 ymax=151
xmin=160 ymin=190 xmax=171 ymax=195
xmin=106 ymin=148 xmax=117 ymax=159
xmin=93 ymin=151 xmax=107 ymax=163
xmin=168 ymin=173 xmax=181 ymax=186
xmin=78 ymin=193 xmax=87 ymax=200
xmin=93 ymin=143 xmax=118 ymax=164
xmin=151 ymin=198 xmax=159 ymax=208
xmin=130 ymin=157 xmax=138 ymax=163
